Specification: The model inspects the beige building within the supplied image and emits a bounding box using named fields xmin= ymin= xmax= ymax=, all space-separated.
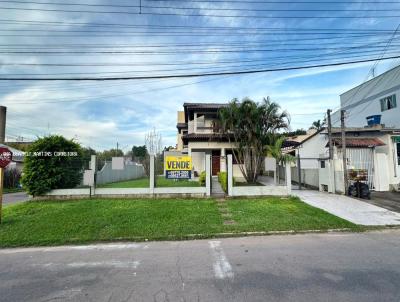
xmin=176 ymin=103 xmax=243 ymax=178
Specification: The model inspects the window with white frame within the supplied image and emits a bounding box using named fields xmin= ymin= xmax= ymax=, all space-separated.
xmin=380 ymin=94 xmax=397 ymax=112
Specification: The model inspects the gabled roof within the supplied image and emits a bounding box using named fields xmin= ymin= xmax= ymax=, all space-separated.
xmin=327 ymin=138 xmax=385 ymax=148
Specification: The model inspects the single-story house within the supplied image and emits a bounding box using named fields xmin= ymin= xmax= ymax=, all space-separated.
xmin=291 ymin=125 xmax=400 ymax=192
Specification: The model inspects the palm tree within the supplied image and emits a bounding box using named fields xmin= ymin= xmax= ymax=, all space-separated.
xmin=310 ymin=119 xmax=325 ymax=131
xmin=266 ymin=136 xmax=295 ymax=184
xmin=219 ymin=97 xmax=290 ymax=183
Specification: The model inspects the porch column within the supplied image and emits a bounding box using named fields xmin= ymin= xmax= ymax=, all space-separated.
xmin=220 ymin=148 xmax=226 ymax=172
xmin=227 ymin=154 xmax=233 ymax=196
xmin=205 ymin=154 xmax=211 ymax=196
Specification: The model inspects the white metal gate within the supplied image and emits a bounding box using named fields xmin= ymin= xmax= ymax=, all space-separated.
xmin=345 ymin=148 xmax=375 ymax=189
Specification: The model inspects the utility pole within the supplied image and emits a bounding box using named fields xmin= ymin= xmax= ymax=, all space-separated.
xmin=340 ymin=110 xmax=348 ymax=195
xmin=0 ymin=106 xmax=6 ymax=224
xmin=327 ymin=109 xmax=333 ymax=160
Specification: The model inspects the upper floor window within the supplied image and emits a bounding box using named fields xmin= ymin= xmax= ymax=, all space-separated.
xmin=380 ymin=94 xmax=397 ymax=112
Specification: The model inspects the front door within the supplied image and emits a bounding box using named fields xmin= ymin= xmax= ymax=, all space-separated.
xmin=212 ymin=150 xmax=221 ymax=176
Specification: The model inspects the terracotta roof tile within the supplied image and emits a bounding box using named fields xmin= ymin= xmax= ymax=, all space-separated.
xmin=328 ymin=138 xmax=385 ymax=148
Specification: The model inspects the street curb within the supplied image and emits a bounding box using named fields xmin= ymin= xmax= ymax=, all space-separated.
xmin=2 ymin=227 xmax=399 ymax=250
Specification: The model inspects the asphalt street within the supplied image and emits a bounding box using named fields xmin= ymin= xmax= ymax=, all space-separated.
xmin=2 ymin=192 xmax=29 ymax=205
xmin=1 ymin=230 xmax=400 ymax=302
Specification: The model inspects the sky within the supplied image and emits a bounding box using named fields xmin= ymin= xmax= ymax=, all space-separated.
xmin=0 ymin=0 xmax=400 ymax=152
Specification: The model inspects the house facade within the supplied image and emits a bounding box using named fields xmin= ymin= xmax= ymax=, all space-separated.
xmin=176 ymin=103 xmax=243 ymax=178
xmin=332 ymin=65 xmax=400 ymax=128
xmin=293 ymin=126 xmax=400 ymax=192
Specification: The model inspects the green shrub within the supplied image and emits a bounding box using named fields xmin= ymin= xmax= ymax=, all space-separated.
xmin=218 ymin=172 xmax=228 ymax=193
xmin=199 ymin=171 xmax=206 ymax=186
xmin=218 ymin=171 xmax=236 ymax=193
xmin=21 ymin=135 xmax=84 ymax=196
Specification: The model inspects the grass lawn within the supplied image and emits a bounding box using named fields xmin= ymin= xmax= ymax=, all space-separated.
xmin=98 ymin=176 xmax=200 ymax=188
xmin=0 ymin=197 xmax=361 ymax=247
xmin=226 ymin=197 xmax=358 ymax=232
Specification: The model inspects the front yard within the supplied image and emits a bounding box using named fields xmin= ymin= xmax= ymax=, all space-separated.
xmin=0 ymin=197 xmax=360 ymax=247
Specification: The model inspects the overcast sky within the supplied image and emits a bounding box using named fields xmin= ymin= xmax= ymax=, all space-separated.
xmin=1 ymin=0 xmax=399 ymax=151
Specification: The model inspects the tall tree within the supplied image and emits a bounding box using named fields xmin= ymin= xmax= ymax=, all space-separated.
xmin=219 ymin=97 xmax=290 ymax=183
xmin=131 ymin=145 xmax=147 ymax=161
xmin=310 ymin=119 xmax=325 ymax=131
xmin=266 ymin=136 xmax=295 ymax=184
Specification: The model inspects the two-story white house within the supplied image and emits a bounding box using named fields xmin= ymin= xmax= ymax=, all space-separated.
xmin=332 ymin=65 xmax=400 ymax=128
xmin=175 ymin=103 xmax=243 ymax=177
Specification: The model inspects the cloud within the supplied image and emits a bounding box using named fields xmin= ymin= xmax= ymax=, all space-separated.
xmin=1 ymin=1 xmax=399 ymax=149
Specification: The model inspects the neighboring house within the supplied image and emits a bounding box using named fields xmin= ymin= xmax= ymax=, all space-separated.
xmin=332 ymin=65 xmax=400 ymax=128
xmin=175 ymin=103 xmax=244 ymax=178
xmin=292 ymin=125 xmax=400 ymax=192
xmin=0 ymin=143 xmax=24 ymax=171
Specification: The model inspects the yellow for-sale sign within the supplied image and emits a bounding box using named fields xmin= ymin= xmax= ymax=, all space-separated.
xmin=165 ymin=156 xmax=192 ymax=179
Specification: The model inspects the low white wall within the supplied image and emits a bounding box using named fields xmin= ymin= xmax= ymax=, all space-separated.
xmin=232 ymin=186 xmax=288 ymax=196
xmin=154 ymin=187 xmax=206 ymax=194
xmin=45 ymin=188 xmax=91 ymax=196
xmin=94 ymin=188 xmax=151 ymax=195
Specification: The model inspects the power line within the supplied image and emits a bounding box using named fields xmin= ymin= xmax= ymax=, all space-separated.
xmin=2 ymin=55 xmax=400 ymax=81
xmin=1 ymin=5 xmax=400 ymax=18
xmin=0 ymin=18 xmax=396 ymax=32
xmin=3 ymin=49 xmax=400 ymax=77
xmin=1 ymin=1 xmax=399 ymax=12
xmin=1 ymin=44 xmax=398 ymax=55
xmin=147 ymin=0 xmax=400 ymax=3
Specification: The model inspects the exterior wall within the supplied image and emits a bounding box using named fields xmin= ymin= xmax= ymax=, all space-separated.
xmin=176 ymin=111 xmax=186 ymax=151
xmin=177 ymin=132 xmax=183 ymax=151
xmin=188 ymin=141 xmax=245 ymax=178
xmin=296 ymin=133 xmax=329 ymax=169
xmin=333 ymin=65 xmax=400 ymax=128
xmin=191 ymin=150 xmax=208 ymax=174
xmin=375 ymin=134 xmax=400 ymax=190
xmin=177 ymin=111 xmax=185 ymax=123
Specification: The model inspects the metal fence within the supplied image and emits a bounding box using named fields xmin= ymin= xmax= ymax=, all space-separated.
xmin=95 ymin=161 xmax=145 ymax=185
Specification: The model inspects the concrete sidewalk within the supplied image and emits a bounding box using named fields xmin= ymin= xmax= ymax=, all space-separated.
xmin=294 ymin=190 xmax=400 ymax=226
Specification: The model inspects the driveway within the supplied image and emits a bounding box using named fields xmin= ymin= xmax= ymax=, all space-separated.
xmin=366 ymin=191 xmax=400 ymax=213
xmin=294 ymin=190 xmax=400 ymax=226
xmin=2 ymin=192 xmax=30 ymax=205
xmin=1 ymin=231 xmax=400 ymax=302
